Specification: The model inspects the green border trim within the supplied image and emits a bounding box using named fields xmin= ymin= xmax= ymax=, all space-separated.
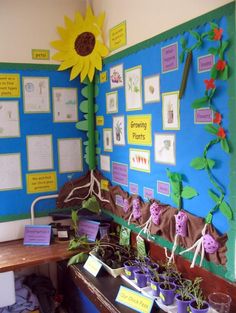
xmin=103 ymin=2 xmax=235 ymax=65
xmin=102 ymin=209 xmax=227 ymax=279
xmin=0 ymin=62 xmax=59 ymax=71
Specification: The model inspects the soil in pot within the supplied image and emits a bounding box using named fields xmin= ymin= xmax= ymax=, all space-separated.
xmin=175 ymin=294 xmax=192 ymax=313
xmin=189 ymin=300 xmax=209 ymax=313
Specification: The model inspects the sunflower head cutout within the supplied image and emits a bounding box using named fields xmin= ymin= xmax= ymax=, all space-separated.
xmin=51 ymin=6 xmax=109 ymax=82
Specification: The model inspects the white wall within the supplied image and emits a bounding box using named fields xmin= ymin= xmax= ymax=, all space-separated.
xmin=92 ymin=0 xmax=233 ymax=54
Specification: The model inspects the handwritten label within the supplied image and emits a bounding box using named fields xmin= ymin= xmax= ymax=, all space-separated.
xmin=143 ymin=187 xmax=154 ymax=200
xmin=32 ymin=49 xmax=50 ymax=60
xmin=198 ymin=54 xmax=214 ymax=73
xmin=129 ymin=182 xmax=138 ymax=194
xmin=84 ymin=255 xmax=102 ymax=277
xmin=24 ymin=225 xmax=51 ymax=246
xmin=115 ymin=195 xmax=124 ymax=207
xmin=127 ymin=115 xmax=152 ymax=145
xmin=26 ymin=172 xmax=57 ymax=194
xmin=112 ymin=162 xmax=128 ymax=186
xmin=161 ymin=43 xmax=178 ymax=73
xmin=157 ymin=181 xmax=170 ymax=196
xmin=109 ymin=21 xmax=126 ymax=51
xmin=78 ymin=219 xmax=100 ymax=242
xmin=100 ymin=71 xmax=107 ymax=83
xmin=194 ymin=108 xmax=213 ymax=124
xmin=96 ymin=116 xmax=104 ymax=126
xmin=116 ymin=286 xmax=153 ymax=313
xmin=0 ymin=74 xmax=20 ymax=98
xmin=101 ymin=179 xmax=109 ymax=191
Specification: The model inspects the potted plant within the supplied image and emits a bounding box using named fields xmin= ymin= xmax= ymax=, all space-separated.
xmin=150 ymin=270 xmax=165 ymax=297
xmin=189 ymin=278 xmax=209 ymax=313
xmin=175 ymin=279 xmax=193 ymax=313
xmin=158 ymin=279 xmax=176 ymax=305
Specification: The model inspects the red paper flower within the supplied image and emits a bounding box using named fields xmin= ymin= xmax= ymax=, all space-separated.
xmin=213 ymin=112 xmax=222 ymax=124
xmin=204 ymin=78 xmax=215 ymax=90
xmin=216 ymin=59 xmax=226 ymax=71
xmin=213 ymin=28 xmax=223 ymax=40
xmin=217 ymin=127 xmax=226 ymax=139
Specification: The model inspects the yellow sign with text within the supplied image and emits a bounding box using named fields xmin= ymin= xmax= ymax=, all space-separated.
xmin=32 ymin=49 xmax=50 ymax=60
xmin=127 ymin=115 xmax=152 ymax=145
xmin=100 ymin=71 xmax=107 ymax=83
xmin=0 ymin=74 xmax=20 ymax=98
xmin=109 ymin=21 xmax=126 ymax=51
xmin=96 ymin=116 xmax=104 ymax=126
xmin=26 ymin=172 xmax=57 ymax=194
xmin=116 ymin=286 xmax=153 ymax=313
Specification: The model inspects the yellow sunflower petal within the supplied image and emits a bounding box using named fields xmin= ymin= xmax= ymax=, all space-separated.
xmin=70 ymin=62 xmax=84 ymax=81
xmin=88 ymin=63 xmax=95 ymax=82
xmin=52 ymin=51 xmax=67 ymax=61
xmin=80 ymin=58 xmax=90 ymax=82
xmin=85 ymin=5 xmax=94 ymax=25
xmin=58 ymin=57 xmax=78 ymax=71
xmin=57 ymin=26 xmax=67 ymax=40
xmin=96 ymin=12 xmax=105 ymax=29
xmin=64 ymin=15 xmax=74 ymax=30
xmin=50 ymin=40 xmax=69 ymax=51
xmin=75 ymin=11 xmax=83 ymax=26
xmin=90 ymin=50 xmax=102 ymax=70
xmin=96 ymin=41 xmax=109 ymax=57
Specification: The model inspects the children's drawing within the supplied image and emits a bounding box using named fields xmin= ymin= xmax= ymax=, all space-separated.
xmin=110 ymin=64 xmax=124 ymax=89
xmin=53 ymin=87 xmax=78 ymax=122
xmin=125 ymin=66 xmax=142 ymax=111
xmin=154 ymin=133 xmax=176 ymax=165
xmin=0 ymin=101 xmax=20 ymax=138
xmin=106 ymin=91 xmax=118 ymax=114
xmin=130 ymin=149 xmax=150 ymax=172
xmin=144 ymin=74 xmax=160 ymax=103
xmin=103 ymin=128 xmax=113 ymax=152
xmin=113 ymin=116 xmax=125 ymax=145
xmin=162 ymin=91 xmax=180 ymax=130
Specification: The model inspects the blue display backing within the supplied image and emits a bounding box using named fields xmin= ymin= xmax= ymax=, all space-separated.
xmin=0 ymin=65 xmax=86 ymax=222
xmin=96 ymin=16 xmax=230 ymax=234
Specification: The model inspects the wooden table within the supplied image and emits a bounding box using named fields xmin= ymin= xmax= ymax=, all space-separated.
xmin=0 ymin=239 xmax=75 ymax=273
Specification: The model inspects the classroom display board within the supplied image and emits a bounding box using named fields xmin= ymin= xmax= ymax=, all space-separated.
xmin=94 ymin=3 xmax=235 ymax=279
xmin=0 ymin=64 xmax=86 ymax=222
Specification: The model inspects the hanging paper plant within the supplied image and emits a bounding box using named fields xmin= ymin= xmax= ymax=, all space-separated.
xmin=51 ymin=6 xmax=109 ymax=82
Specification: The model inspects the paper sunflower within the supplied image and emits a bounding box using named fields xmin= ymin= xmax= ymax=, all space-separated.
xmin=51 ymin=6 xmax=109 ymax=82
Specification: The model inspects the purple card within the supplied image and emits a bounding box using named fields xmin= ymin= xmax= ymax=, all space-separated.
xmin=198 ymin=54 xmax=214 ymax=73
xmin=157 ymin=181 xmax=170 ymax=196
xmin=78 ymin=219 xmax=100 ymax=242
xmin=115 ymin=195 xmax=124 ymax=207
xmin=194 ymin=108 xmax=213 ymax=124
xmin=143 ymin=187 xmax=154 ymax=200
xmin=23 ymin=225 xmax=51 ymax=246
xmin=162 ymin=43 xmax=178 ymax=73
xmin=129 ymin=182 xmax=138 ymax=194
xmin=112 ymin=162 xmax=128 ymax=186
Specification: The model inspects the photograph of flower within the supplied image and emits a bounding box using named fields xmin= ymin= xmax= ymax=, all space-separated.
xmin=110 ymin=64 xmax=124 ymax=89
xmin=154 ymin=133 xmax=176 ymax=165
xmin=113 ymin=115 xmax=125 ymax=145
xmin=125 ymin=66 xmax=142 ymax=111
xmin=106 ymin=91 xmax=118 ymax=114
xmin=103 ymin=128 xmax=113 ymax=152
xmin=162 ymin=91 xmax=180 ymax=130
xmin=130 ymin=148 xmax=150 ymax=172
xmin=144 ymin=74 xmax=160 ymax=103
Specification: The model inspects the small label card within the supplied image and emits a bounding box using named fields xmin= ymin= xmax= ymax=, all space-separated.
xmin=23 ymin=225 xmax=51 ymax=246
xmin=83 ymin=255 xmax=102 ymax=277
xmin=78 ymin=219 xmax=100 ymax=242
xmin=157 ymin=181 xmax=170 ymax=196
xmin=194 ymin=108 xmax=213 ymax=124
xmin=116 ymin=285 xmax=154 ymax=313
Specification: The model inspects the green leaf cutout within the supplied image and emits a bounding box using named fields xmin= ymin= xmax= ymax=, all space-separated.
xmin=181 ymin=186 xmax=198 ymax=199
xmin=180 ymin=37 xmax=187 ymax=48
xmin=190 ymin=30 xmax=200 ymax=40
xmin=208 ymin=47 xmax=219 ymax=56
xmin=190 ymin=157 xmax=206 ymax=170
xmin=79 ymin=100 xmax=89 ymax=113
xmin=83 ymin=140 xmax=88 ymax=146
xmin=81 ymin=86 xmax=88 ymax=98
xmin=71 ymin=209 xmax=78 ymax=225
xmin=205 ymin=213 xmax=213 ymax=224
xmin=206 ymin=158 xmax=215 ymax=169
xmin=82 ymin=195 xmax=100 ymax=213
xmin=218 ymin=65 xmax=229 ymax=80
xmin=208 ymin=189 xmax=220 ymax=203
xmin=210 ymin=64 xmax=218 ymax=79
xmin=219 ymin=40 xmax=229 ymax=58
xmin=210 ymin=22 xmax=219 ymax=29
xmin=205 ymin=124 xmax=218 ymax=135
xmin=221 ymin=138 xmax=230 ymax=153
xmin=179 ymin=51 xmax=185 ymax=63
xmin=191 ymin=96 xmax=209 ymax=109
xmin=67 ymin=252 xmax=88 ymax=266
xmin=94 ymin=104 xmax=99 ymax=113
xmin=171 ymin=193 xmax=180 ymax=207
xmin=219 ymin=201 xmax=233 ymax=220
xmin=76 ymin=120 xmax=88 ymax=131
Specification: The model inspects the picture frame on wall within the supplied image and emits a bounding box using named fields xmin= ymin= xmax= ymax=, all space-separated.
xmin=162 ymin=91 xmax=180 ymax=130
xmin=125 ymin=65 xmax=142 ymax=111
xmin=103 ymin=128 xmax=113 ymax=152
xmin=144 ymin=74 xmax=160 ymax=103
xmin=154 ymin=133 xmax=176 ymax=165
xmin=110 ymin=63 xmax=124 ymax=89
xmin=106 ymin=91 xmax=118 ymax=114
xmin=113 ymin=115 xmax=125 ymax=145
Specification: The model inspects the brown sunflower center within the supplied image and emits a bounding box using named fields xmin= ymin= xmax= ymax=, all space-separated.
xmin=74 ymin=32 xmax=95 ymax=56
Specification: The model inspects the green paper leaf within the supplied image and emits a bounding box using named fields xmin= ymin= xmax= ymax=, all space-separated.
xmin=210 ymin=22 xmax=219 ymax=29
xmin=83 ymin=140 xmax=88 ymax=146
xmin=219 ymin=201 xmax=233 ymax=220
xmin=208 ymin=88 xmax=216 ymax=99
xmin=171 ymin=193 xmax=181 ymax=207
xmin=81 ymin=86 xmax=88 ymax=98
xmin=208 ymin=189 xmax=220 ymax=203
xmin=210 ymin=64 xmax=218 ymax=79
xmin=94 ymin=104 xmax=99 ymax=113
xmin=82 ymin=195 xmax=100 ymax=213
xmin=166 ymin=169 xmax=182 ymax=182
xmin=179 ymin=51 xmax=185 ymax=63
xmin=67 ymin=252 xmax=88 ymax=266
xmin=218 ymin=65 xmax=229 ymax=80
xmin=205 ymin=124 xmax=218 ymax=135
xmin=190 ymin=157 xmax=206 ymax=170
xmin=79 ymin=100 xmax=89 ymax=113
xmin=191 ymin=96 xmax=209 ymax=109
xmin=206 ymin=158 xmax=215 ymax=169
xmin=171 ymin=181 xmax=181 ymax=195
xmin=71 ymin=209 xmax=78 ymax=225
xmin=76 ymin=120 xmax=88 ymax=131
xmin=220 ymin=40 xmax=229 ymax=56
xmin=181 ymin=186 xmax=198 ymax=199
xmin=208 ymin=47 xmax=219 ymax=56
xmin=84 ymin=114 xmax=88 ymax=120
xmin=205 ymin=213 xmax=213 ymax=224
xmin=221 ymin=138 xmax=230 ymax=153
xmin=180 ymin=37 xmax=187 ymax=48
xmin=190 ymin=30 xmax=200 ymax=40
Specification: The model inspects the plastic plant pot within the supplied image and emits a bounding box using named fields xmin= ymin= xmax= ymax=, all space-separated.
xmin=134 ymin=270 xmax=148 ymax=288
xmin=158 ymin=282 xmax=176 ymax=305
xmin=175 ymin=294 xmax=193 ymax=313
xmin=189 ymin=300 xmax=209 ymax=313
xmin=123 ymin=261 xmax=139 ymax=280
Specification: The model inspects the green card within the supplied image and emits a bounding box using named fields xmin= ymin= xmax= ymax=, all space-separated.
xmin=119 ymin=225 xmax=131 ymax=247
xmin=137 ymin=236 xmax=147 ymax=258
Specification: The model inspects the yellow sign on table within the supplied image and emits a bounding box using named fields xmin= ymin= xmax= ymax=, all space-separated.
xmin=96 ymin=116 xmax=104 ymax=126
xmin=32 ymin=49 xmax=50 ymax=60
xmin=26 ymin=172 xmax=57 ymax=194
xmin=116 ymin=286 xmax=153 ymax=313
xmin=127 ymin=115 xmax=152 ymax=145
xmin=101 ymin=179 xmax=109 ymax=191
xmin=0 ymin=74 xmax=20 ymax=98
xmin=109 ymin=21 xmax=126 ymax=51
